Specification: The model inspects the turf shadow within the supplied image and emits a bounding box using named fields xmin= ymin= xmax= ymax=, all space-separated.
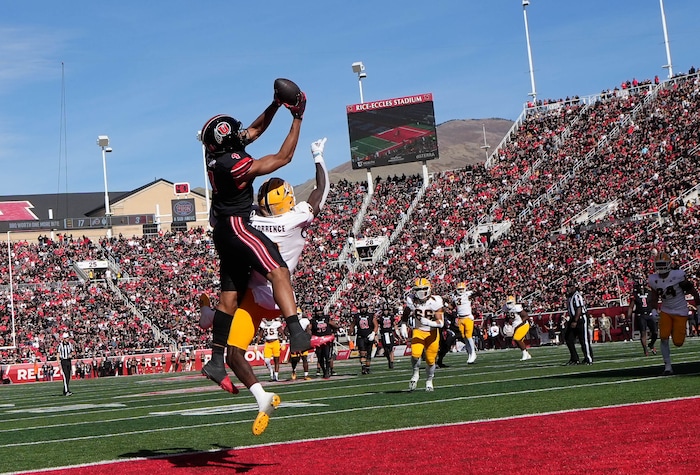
xmin=119 ymin=446 xmax=278 ymax=472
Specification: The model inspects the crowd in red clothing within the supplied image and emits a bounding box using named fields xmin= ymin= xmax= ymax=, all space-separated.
xmin=1 ymin=71 xmax=699 ymax=363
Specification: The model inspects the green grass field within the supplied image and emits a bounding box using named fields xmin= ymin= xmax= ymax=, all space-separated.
xmin=2 ymin=339 xmax=700 ymax=474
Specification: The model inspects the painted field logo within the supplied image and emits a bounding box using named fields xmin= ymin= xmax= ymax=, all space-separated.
xmin=171 ymin=198 xmax=196 ymax=222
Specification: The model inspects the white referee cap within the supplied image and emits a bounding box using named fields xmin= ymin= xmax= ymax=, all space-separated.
xmin=62 ymin=332 xmax=69 ymax=338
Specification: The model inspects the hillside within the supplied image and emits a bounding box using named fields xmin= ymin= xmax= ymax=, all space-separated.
xmin=293 ymin=118 xmax=513 ymax=199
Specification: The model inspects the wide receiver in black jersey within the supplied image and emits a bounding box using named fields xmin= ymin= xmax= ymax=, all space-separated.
xmin=627 ymin=279 xmax=658 ymax=356
xmin=199 ymin=85 xmax=310 ymax=392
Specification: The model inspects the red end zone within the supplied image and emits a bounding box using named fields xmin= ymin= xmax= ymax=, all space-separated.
xmin=25 ymin=397 xmax=699 ymax=474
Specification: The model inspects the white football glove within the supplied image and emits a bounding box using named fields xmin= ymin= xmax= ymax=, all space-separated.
xmin=311 ymin=137 xmax=327 ymax=163
xmin=400 ymin=323 xmax=409 ymax=339
xmin=367 ymin=331 xmax=375 ymax=342
xmin=420 ymin=317 xmax=433 ymax=327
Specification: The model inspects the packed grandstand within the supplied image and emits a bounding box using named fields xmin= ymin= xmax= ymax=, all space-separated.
xmin=1 ymin=70 xmax=699 ymax=365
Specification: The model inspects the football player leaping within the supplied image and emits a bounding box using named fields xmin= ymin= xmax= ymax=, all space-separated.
xmin=647 ymin=251 xmax=700 ymax=375
xmin=401 ymin=278 xmax=444 ymax=392
xmin=502 ymin=295 xmax=532 ymax=361
xmin=453 ymin=282 xmax=479 ymax=364
xmin=200 ymin=137 xmax=329 ymax=435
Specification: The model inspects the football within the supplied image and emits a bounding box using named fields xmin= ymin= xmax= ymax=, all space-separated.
xmin=274 ymin=78 xmax=302 ymax=107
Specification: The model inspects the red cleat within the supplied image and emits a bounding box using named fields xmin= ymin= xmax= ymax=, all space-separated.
xmin=310 ymin=334 xmax=335 ymax=348
xmin=219 ymin=376 xmax=239 ymax=395
xmin=201 ymin=361 xmax=239 ymax=395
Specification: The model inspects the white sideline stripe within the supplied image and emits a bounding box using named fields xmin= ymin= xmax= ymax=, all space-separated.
xmin=5 ymin=403 xmax=125 ymax=414
xmin=1 ymin=377 xmax=697 ymax=449
xmin=4 ymin=394 xmax=699 ymax=475
xmin=151 ymin=401 xmax=326 ymax=416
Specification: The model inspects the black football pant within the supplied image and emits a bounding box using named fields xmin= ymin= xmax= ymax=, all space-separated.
xmin=565 ymin=315 xmax=593 ymax=363
xmin=60 ymin=358 xmax=72 ymax=394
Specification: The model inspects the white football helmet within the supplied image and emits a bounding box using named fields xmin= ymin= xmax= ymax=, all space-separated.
xmin=654 ymin=252 xmax=672 ymax=274
xmin=413 ymin=278 xmax=431 ymax=300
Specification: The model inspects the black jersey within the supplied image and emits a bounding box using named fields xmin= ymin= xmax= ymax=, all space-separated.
xmin=378 ymin=313 xmax=395 ymax=334
xmin=632 ymin=288 xmax=654 ymax=316
xmin=311 ymin=314 xmax=334 ymax=336
xmin=354 ymin=312 xmax=374 ymax=338
xmin=207 ymin=149 xmax=255 ymax=218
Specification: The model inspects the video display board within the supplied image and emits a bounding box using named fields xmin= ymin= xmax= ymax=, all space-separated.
xmin=346 ymin=93 xmax=439 ymax=170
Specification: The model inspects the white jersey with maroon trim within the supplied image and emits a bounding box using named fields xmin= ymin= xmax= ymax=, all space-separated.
xmin=501 ymin=303 xmax=525 ymax=326
xmin=648 ymin=269 xmax=690 ymax=316
xmin=453 ymin=290 xmax=475 ymax=318
xmin=248 ymin=202 xmax=314 ymax=310
xmin=260 ymin=319 xmax=283 ymax=341
xmin=405 ymin=294 xmax=444 ymax=332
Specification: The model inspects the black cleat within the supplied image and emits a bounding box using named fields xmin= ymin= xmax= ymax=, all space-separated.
xmin=290 ymin=331 xmax=312 ymax=353
xmin=202 ymin=359 xmax=227 ymax=382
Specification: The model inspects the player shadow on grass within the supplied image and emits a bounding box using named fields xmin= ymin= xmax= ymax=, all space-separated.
xmin=120 ymin=446 xmax=278 ymax=471
xmin=553 ymin=360 xmax=700 ymax=379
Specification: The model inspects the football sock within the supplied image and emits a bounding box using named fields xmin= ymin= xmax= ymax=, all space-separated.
xmin=250 ymin=383 xmax=267 ymax=407
xmin=660 ymin=339 xmax=671 ymax=366
xmin=426 ymin=363 xmax=436 ymax=381
xmin=212 ymin=309 xmax=234 ymax=348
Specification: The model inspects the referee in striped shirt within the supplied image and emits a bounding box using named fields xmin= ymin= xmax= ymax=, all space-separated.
xmin=564 ymin=280 xmax=594 ymax=365
xmin=58 ymin=333 xmax=74 ymax=396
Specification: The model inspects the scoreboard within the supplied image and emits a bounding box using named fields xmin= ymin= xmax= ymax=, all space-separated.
xmin=4 ymin=215 xmax=157 ymax=232
xmin=63 ymin=214 xmax=155 ymax=230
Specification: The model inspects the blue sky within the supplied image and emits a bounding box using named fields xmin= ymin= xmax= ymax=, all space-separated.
xmin=1 ymin=1 xmax=698 ymax=197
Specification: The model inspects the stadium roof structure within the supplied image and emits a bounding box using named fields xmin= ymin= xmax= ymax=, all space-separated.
xmin=0 ymin=178 xmax=204 ymax=233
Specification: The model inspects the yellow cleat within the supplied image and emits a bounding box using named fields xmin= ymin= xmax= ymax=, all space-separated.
xmin=252 ymin=393 xmax=281 ymax=436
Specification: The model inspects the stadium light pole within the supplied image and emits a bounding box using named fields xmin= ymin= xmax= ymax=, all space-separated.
xmin=352 ymin=61 xmax=374 ymax=194
xmin=522 ymin=0 xmax=537 ymax=104
xmin=197 ymin=130 xmax=211 ymax=218
xmin=480 ymin=123 xmax=491 ymax=160
xmin=97 ymin=135 xmax=113 ymax=238
xmin=659 ymin=0 xmax=674 ymax=79
xmin=352 ymin=61 xmax=366 ymax=104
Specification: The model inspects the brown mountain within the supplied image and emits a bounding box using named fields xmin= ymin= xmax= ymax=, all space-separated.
xmin=293 ymin=118 xmax=513 ymax=200
xmin=193 ymin=118 xmax=514 ymax=200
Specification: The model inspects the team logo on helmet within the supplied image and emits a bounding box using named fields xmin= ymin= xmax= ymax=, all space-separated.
xmin=505 ymin=295 xmax=517 ymax=312
xmin=214 ymin=121 xmax=232 ymax=144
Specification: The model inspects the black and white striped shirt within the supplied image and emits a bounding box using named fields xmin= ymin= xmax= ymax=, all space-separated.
xmin=58 ymin=341 xmax=73 ymax=360
xmin=567 ymin=291 xmax=588 ymax=319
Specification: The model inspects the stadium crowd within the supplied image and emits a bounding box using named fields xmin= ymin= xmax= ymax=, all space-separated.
xmin=1 ymin=71 xmax=699 ymax=364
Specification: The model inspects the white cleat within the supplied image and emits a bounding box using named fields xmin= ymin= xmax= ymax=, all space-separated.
xmin=408 ymin=378 xmax=418 ymax=392
xmin=425 ymin=380 xmax=434 ymax=392
xmin=467 ymin=352 xmax=477 ymax=364
xmin=520 ymin=352 xmax=532 ymax=361
xmin=252 ymin=392 xmax=281 ymax=436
